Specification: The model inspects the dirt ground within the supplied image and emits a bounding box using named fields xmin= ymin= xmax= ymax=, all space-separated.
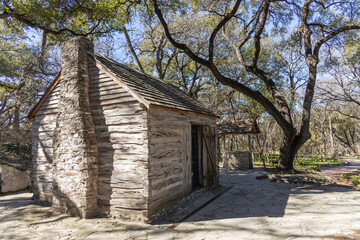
xmin=320 ymin=157 xmax=360 ymax=189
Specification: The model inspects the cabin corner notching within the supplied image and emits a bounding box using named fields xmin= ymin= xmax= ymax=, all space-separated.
xmin=29 ymin=37 xmax=218 ymax=222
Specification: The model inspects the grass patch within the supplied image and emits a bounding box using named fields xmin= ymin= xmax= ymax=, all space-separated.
xmin=253 ymin=154 xmax=345 ymax=170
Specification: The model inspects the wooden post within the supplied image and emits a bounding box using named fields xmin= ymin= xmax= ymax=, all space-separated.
xmin=329 ymin=115 xmax=334 ymax=156
xmin=222 ymin=136 xmax=226 ymax=157
xmin=256 ymin=134 xmax=266 ymax=169
xmin=248 ymin=135 xmax=253 ymax=168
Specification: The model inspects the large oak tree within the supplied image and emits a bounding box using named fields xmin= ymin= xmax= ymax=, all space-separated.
xmin=151 ymin=0 xmax=360 ymax=170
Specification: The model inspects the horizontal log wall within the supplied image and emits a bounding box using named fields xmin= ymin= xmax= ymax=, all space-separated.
xmin=88 ymin=58 xmax=149 ymax=222
xmin=147 ymin=106 xmax=216 ymax=216
xmin=32 ymin=82 xmax=60 ymax=202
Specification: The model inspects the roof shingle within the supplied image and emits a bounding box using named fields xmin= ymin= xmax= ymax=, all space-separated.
xmin=217 ymin=119 xmax=260 ymax=135
xmin=92 ymin=53 xmax=216 ymax=117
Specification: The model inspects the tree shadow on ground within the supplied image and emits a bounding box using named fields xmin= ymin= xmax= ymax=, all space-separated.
xmin=0 ymin=169 xmax=359 ymax=240
xmin=174 ymin=169 xmax=359 ymax=223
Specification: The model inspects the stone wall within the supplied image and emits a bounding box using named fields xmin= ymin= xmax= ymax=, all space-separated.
xmin=223 ymin=151 xmax=252 ymax=170
xmin=52 ymin=37 xmax=99 ymax=218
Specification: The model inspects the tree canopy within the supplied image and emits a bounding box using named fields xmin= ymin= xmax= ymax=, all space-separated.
xmin=0 ymin=0 xmax=359 ymax=170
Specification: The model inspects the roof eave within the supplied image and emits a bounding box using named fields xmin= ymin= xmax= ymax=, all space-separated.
xmin=27 ymin=71 xmax=62 ymax=119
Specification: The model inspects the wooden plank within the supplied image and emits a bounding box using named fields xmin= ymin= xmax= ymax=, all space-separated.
xmin=150 ymin=184 xmax=183 ymax=202
xmin=91 ymin=102 xmax=142 ymax=111
xmin=89 ymin=74 xmax=113 ymax=82
xmin=90 ymin=97 xmax=137 ymax=107
xmin=97 ymin=136 xmax=144 ymax=145
xmin=150 ymin=139 xmax=182 ymax=147
xmin=95 ymin=124 xmax=146 ymax=133
xmin=98 ymin=181 xmax=145 ymax=190
xmin=28 ymin=71 xmax=61 ymax=119
xmin=150 ymin=149 xmax=182 ymax=160
xmin=89 ymin=84 xmax=126 ymax=93
xmin=88 ymin=54 xmax=150 ymax=109
xmin=98 ymin=152 xmax=147 ymax=161
xmin=40 ymin=99 xmax=59 ymax=106
xmin=89 ymin=88 xmax=128 ymax=97
xmin=38 ymin=103 xmax=58 ymax=111
xmin=149 ymin=128 xmax=182 ymax=139
xmin=91 ymin=108 xmax=143 ymax=118
xmin=90 ymin=92 xmax=133 ymax=102
xmin=150 ymin=175 xmax=182 ymax=190
xmin=36 ymin=108 xmax=58 ymax=115
xmin=97 ymin=143 xmax=147 ymax=153
xmin=149 ymin=157 xmax=182 ymax=168
xmin=89 ymin=79 xmax=114 ymax=86
xmin=89 ymin=80 xmax=120 ymax=88
xmin=93 ymin=114 xmax=143 ymax=125
xmin=98 ymin=187 xmax=145 ymax=198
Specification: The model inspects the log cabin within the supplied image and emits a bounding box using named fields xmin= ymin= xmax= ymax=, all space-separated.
xmin=28 ymin=37 xmax=218 ymax=222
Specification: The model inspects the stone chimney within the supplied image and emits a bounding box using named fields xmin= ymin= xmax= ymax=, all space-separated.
xmin=52 ymin=37 xmax=99 ymax=218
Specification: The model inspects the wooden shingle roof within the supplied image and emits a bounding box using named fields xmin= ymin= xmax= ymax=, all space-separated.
xmin=92 ymin=53 xmax=216 ymax=116
xmin=217 ymin=119 xmax=260 ymax=136
xmin=28 ymin=52 xmax=217 ymax=119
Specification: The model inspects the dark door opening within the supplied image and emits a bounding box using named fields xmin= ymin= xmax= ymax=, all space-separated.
xmin=191 ymin=125 xmax=203 ymax=190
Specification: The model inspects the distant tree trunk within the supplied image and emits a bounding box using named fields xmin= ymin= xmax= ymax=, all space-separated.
xmin=12 ymin=98 xmax=22 ymax=130
xmin=122 ymin=26 xmax=145 ymax=73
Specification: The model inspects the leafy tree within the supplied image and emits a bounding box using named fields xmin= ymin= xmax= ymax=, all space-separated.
xmin=0 ymin=0 xmax=139 ymax=38
xmin=151 ymin=0 xmax=360 ymax=170
xmin=319 ymin=35 xmax=360 ymax=120
xmin=0 ymin=23 xmax=59 ymax=130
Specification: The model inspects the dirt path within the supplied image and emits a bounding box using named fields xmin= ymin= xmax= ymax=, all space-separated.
xmin=320 ymin=157 xmax=360 ymax=188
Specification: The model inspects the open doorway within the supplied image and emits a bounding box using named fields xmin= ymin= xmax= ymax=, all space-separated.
xmin=191 ymin=125 xmax=203 ymax=190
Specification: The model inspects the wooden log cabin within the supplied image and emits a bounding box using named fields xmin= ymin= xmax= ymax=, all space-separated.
xmin=28 ymin=37 xmax=218 ymax=222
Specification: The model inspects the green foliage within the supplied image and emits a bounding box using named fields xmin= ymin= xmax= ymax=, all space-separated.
xmin=1 ymin=0 xmax=142 ymax=39
xmin=309 ymin=166 xmax=321 ymax=172
xmin=2 ymin=142 xmax=31 ymax=157
xmin=0 ymin=140 xmax=32 ymax=171
xmin=254 ymin=154 xmax=345 ymax=170
xmin=352 ymin=176 xmax=360 ymax=187
xmin=0 ymin=22 xmax=30 ymax=79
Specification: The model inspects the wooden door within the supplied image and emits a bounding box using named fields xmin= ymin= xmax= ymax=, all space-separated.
xmin=202 ymin=125 xmax=218 ymax=186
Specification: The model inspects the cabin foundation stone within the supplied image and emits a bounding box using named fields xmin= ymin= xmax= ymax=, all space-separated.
xmin=224 ymin=151 xmax=252 ymax=170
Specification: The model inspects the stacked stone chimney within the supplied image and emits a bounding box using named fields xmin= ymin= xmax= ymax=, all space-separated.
xmin=52 ymin=37 xmax=99 ymax=218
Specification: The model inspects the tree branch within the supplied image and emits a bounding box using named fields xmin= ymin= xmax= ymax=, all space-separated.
xmin=208 ymin=0 xmax=242 ymax=62
xmin=123 ymin=25 xmax=145 ymax=73
xmin=252 ymin=0 xmax=270 ymax=67
xmin=314 ymin=25 xmax=360 ymax=57
xmin=153 ymin=0 xmax=210 ymax=68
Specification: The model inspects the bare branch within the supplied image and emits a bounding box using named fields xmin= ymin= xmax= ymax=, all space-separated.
xmin=153 ymin=0 xmax=210 ymax=68
xmin=314 ymin=25 xmax=360 ymax=57
xmin=123 ymin=25 xmax=145 ymax=73
xmin=208 ymin=0 xmax=242 ymax=62
xmin=252 ymin=0 xmax=270 ymax=67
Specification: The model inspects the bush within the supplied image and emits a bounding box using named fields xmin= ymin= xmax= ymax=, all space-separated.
xmin=2 ymin=142 xmax=32 ymax=157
